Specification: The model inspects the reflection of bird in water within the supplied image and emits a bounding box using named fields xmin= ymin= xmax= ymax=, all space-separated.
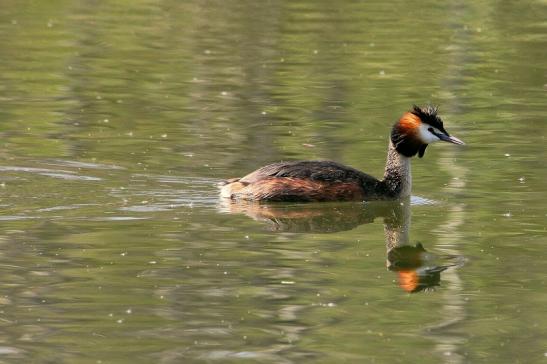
xmin=220 ymin=199 xmax=465 ymax=293
xmin=387 ymin=243 xmax=465 ymax=293
xmin=219 ymin=200 xmax=404 ymax=233
xmin=220 ymin=105 xmax=464 ymax=202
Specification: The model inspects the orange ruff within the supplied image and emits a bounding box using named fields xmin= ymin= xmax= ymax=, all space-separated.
xmin=229 ymin=177 xmax=365 ymax=202
xmin=398 ymin=112 xmax=421 ymax=133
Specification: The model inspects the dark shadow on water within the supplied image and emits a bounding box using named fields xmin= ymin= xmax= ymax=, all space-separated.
xmin=219 ymin=199 xmax=465 ymax=293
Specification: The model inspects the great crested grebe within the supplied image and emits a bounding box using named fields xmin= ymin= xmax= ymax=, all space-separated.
xmin=220 ymin=105 xmax=464 ymax=202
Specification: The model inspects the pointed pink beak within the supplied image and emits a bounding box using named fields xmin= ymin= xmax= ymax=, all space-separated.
xmin=439 ymin=134 xmax=465 ymax=145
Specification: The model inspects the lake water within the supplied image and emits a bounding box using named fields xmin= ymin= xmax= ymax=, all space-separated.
xmin=0 ymin=1 xmax=546 ymax=363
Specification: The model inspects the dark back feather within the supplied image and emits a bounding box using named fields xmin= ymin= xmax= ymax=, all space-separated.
xmin=239 ymin=160 xmax=380 ymax=186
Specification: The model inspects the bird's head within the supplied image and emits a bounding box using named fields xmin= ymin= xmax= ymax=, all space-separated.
xmin=391 ymin=105 xmax=465 ymax=158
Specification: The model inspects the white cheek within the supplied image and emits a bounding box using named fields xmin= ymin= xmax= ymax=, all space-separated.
xmin=418 ymin=124 xmax=440 ymax=144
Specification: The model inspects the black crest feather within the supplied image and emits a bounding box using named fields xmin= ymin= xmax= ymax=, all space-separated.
xmin=410 ymin=105 xmax=448 ymax=135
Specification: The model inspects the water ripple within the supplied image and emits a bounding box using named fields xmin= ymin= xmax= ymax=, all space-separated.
xmin=44 ymin=159 xmax=125 ymax=170
xmin=0 ymin=166 xmax=101 ymax=181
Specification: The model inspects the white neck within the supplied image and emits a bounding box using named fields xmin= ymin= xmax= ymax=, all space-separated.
xmin=381 ymin=140 xmax=412 ymax=198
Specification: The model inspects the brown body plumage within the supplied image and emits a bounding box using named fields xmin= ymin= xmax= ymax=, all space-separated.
xmin=220 ymin=105 xmax=464 ymax=202
xmin=223 ymin=173 xmax=366 ymax=202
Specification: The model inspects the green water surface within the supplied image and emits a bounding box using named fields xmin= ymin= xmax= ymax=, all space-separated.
xmin=0 ymin=1 xmax=546 ymax=363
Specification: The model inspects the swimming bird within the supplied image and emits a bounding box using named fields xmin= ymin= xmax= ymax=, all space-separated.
xmin=220 ymin=105 xmax=464 ymax=202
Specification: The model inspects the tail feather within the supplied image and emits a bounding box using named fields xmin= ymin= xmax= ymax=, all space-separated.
xmin=219 ymin=179 xmax=249 ymax=198
xmin=218 ymin=178 xmax=241 ymax=186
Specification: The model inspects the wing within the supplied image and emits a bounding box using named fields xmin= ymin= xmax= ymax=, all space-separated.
xmin=239 ymin=160 xmax=380 ymax=185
